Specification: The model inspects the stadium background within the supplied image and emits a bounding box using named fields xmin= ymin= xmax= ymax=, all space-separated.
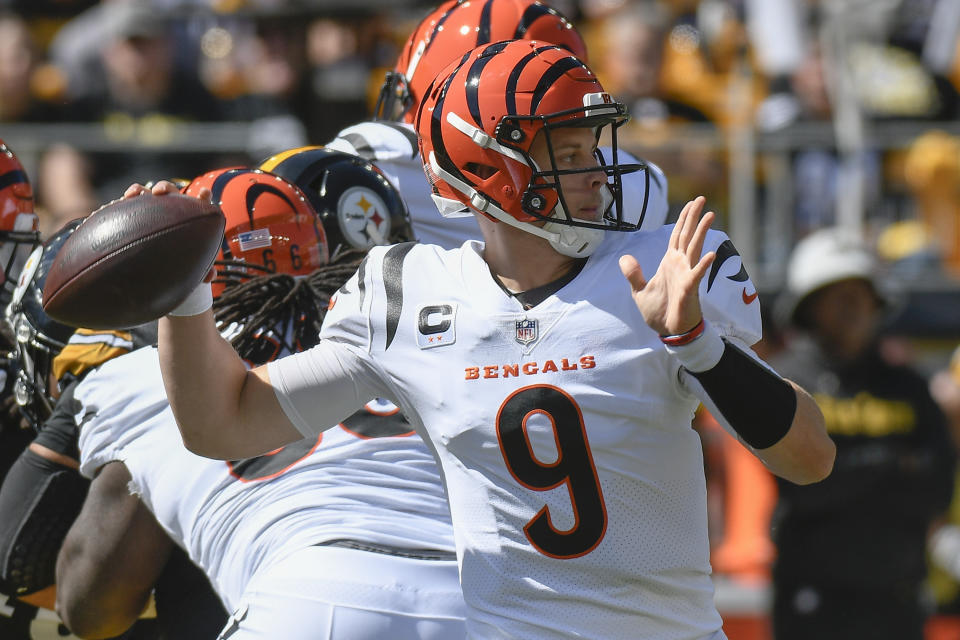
xmin=2 ymin=0 xmax=960 ymax=638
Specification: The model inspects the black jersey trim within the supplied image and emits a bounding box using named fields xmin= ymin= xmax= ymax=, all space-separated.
xmin=356 ymin=255 xmax=368 ymax=311
xmin=382 ymin=243 xmax=416 ymax=350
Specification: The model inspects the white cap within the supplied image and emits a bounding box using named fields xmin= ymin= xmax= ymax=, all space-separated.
xmin=779 ymin=226 xmax=885 ymax=326
xmin=787 ymin=227 xmax=878 ymax=298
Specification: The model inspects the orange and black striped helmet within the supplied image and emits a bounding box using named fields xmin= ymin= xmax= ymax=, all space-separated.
xmin=0 ymin=139 xmax=40 ymax=304
xmin=375 ymin=0 xmax=587 ymax=123
xmin=183 ymin=168 xmax=328 ymax=296
xmin=415 ymin=40 xmax=646 ymax=257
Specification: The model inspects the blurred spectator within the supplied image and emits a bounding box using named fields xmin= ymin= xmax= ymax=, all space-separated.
xmin=769 ymin=227 xmax=956 ymax=640
xmin=931 ymin=347 xmax=960 ymax=442
xmin=305 ymin=15 xmax=388 ymax=141
xmin=39 ymin=1 xmax=225 ymax=229
xmin=768 ymin=39 xmax=883 ymax=239
xmin=198 ymin=14 xmax=308 ymax=157
xmin=598 ymin=2 xmax=711 ymax=127
xmin=0 ymin=12 xmax=67 ymax=123
xmin=878 ymin=130 xmax=960 ymax=278
xmin=593 ymin=2 xmax=721 ymax=217
xmin=926 ymin=346 xmax=960 ymax=618
xmin=33 ymin=144 xmax=96 ymax=237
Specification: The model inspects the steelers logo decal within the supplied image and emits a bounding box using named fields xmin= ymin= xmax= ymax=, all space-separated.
xmin=337 ymin=186 xmax=392 ymax=250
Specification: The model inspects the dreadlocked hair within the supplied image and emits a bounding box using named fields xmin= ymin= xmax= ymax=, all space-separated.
xmin=212 ymin=249 xmax=367 ymax=365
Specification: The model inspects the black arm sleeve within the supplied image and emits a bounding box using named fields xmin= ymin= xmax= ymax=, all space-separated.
xmin=0 ymin=449 xmax=88 ymax=595
xmin=688 ymin=339 xmax=797 ymax=449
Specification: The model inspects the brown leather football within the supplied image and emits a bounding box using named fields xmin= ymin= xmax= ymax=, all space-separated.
xmin=42 ymin=193 xmax=225 ymax=329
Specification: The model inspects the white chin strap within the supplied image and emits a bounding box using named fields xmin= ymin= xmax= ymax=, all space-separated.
xmin=428 ymin=151 xmax=606 ymax=257
xmin=543 ymin=184 xmax=613 ymax=257
xmin=543 ymin=220 xmax=606 ymax=257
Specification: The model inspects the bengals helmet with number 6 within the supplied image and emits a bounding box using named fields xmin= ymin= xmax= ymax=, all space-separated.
xmin=183 ymin=168 xmax=328 ymax=296
xmin=375 ymin=0 xmax=587 ymax=123
xmin=416 ymin=40 xmax=647 ymax=257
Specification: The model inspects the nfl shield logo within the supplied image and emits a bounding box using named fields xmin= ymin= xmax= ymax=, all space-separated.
xmin=515 ymin=318 xmax=538 ymax=346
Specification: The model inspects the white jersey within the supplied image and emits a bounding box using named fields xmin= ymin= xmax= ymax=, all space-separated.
xmin=269 ymin=227 xmax=762 ymax=639
xmin=75 ymin=347 xmax=456 ymax=613
xmin=326 ymin=120 xmax=670 ymax=249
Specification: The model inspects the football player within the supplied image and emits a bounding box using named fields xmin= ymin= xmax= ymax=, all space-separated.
xmin=0 ymin=220 xmax=228 ymax=640
xmin=152 ymin=41 xmax=835 ymax=639
xmin=0 ymin=142 xmax=73 ymax=640
xmin=0 ymin=139 xmax=41 ymax=451
xmin=323 ymin=0 xmax=670 ymax=249
xmin=53 ymin=157 xmax=464 ymax=640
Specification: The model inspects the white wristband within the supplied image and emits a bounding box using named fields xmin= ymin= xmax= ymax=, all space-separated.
xmin=663 ymin=320 xmax=725 ymax=372
xmin=167 ymin=281 xmax=213 ymax=317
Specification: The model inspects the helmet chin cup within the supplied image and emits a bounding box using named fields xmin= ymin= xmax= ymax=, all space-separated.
xmin=544 ymin=223 xmax=605 ymax=257
xmin=543 ymin=204 xmax=606 ymax=257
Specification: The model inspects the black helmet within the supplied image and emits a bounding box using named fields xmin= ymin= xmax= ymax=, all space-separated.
xmin=259 ymin=147 xmax=413 ymax=258
xmin=6 ymin=220 xmax=82 ymax=428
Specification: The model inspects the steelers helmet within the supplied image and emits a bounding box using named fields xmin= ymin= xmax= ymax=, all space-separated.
xmin=259 ymin=147 xmax=413 ymax=257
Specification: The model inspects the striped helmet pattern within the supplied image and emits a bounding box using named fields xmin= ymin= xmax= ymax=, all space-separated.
xmin=416 ymin=39 xmax=634 ymax=230
xmin=183 ymin=167 xmax=327 ymax=295
xmin=380 ymin=0 xmax=587 ymax=123
xmin=0 ymin=139 xmax=41 ymax=301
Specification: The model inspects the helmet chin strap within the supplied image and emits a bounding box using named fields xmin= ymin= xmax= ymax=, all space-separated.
xmin=428 ymin=151 xmax=609 ymax=257
xmin=542 ymin=221 xmax=605 ymax=257
xmin=542 ymin=184 xmax=613 ymax=257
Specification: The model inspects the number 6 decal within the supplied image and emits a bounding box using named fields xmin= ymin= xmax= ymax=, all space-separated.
xmin=497 ymin=384 xmax=607 ymax=559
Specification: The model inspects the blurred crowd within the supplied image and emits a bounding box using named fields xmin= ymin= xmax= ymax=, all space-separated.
xmin=0 ymin=0 xmax=959 ymax=280
xmin=3 ymin=1 xmax=960 ymax=638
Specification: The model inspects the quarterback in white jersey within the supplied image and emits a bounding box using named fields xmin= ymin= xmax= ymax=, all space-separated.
xmin=74 ymin=346 xmax=463 ymax=638
xmin=271 ymin=228 xmax=753 ymax=638
xmin=155 ymin=41 xmax=833 ymax=640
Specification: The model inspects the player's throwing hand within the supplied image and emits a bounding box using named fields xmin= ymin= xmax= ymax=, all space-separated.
xmin=619 ymin=196 xmax=717 ymax=337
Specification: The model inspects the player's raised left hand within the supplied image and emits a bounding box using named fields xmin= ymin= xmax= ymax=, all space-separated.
xmin=619 ymin=196 xmax=716 ymax=337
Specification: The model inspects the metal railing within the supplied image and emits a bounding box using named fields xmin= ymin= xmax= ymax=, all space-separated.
xmin=5 ymin=117 xmax=960 ymax=298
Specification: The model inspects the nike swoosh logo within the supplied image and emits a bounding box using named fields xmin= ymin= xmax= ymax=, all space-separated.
xmin=742 ymin=288 xmax=758 ymax=305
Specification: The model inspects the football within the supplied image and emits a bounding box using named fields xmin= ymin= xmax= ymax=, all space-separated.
xmin=42 ymin=193 xmax=225 ymax=330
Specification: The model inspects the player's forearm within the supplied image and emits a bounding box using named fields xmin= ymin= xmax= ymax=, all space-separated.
xmin=56 ymin=463 xmax=170 ymax=638
xmin=158 ymin=312 xmax=301 ymax=459
xmin=671 ymin=326 xmax=835 ymax=484
xmin=158 ymin=311 xmax=251 ymax=457
xmin=749 ymin=381 xmax=835 ymax=484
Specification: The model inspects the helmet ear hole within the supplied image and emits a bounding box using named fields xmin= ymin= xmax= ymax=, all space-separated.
xmin=463 ymin=162 xmax=498 ymax=180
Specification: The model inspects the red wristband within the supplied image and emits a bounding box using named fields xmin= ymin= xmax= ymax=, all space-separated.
xmin=659 ymin=318 xmax=705 ymax=346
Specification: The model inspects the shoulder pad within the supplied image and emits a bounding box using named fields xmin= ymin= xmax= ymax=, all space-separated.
xmin=326 ymin=121 xmax=419 ymax=162
xmin=52 ymin=322 xmax=158 ymax=382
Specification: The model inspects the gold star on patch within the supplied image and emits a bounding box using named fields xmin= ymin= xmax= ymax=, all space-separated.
xmin=356 ymin=195 xmax=371 ymax=212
